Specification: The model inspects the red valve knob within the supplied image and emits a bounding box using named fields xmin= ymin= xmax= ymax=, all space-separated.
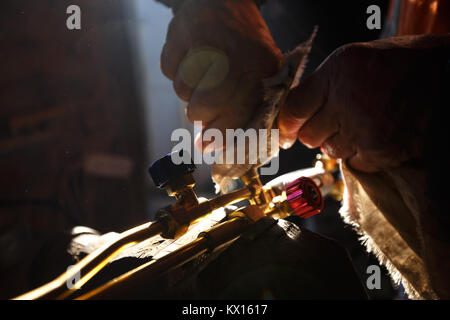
xmin=286 ymin=177 xmax=324 ymax=218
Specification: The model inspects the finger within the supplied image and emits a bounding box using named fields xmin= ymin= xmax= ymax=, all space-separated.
xmin=160 ymin=18 xmax=190 ymax=80
xmin=173 ymin=67 xmax=192 ymax=102
xmin=161 ymin=42 xmax=189 ymax=81
xmin=194 ymin=112 xmax=237 ymax=153
xmin=347 ymin=152 xmax=379 ymax=173
xmin=193 ymin=76 xmax=260 ymax=153
xmin=297 ymin=106 xmax=339 ymax=148
xmin=278 ymin=68 xmax=329 ymax=149
xmin=320 ymin=132 xmax=355 ymax=160
xmin=186 ymin=88 xmax=227 ymax=127
xmin=187 ymin=69 xmax=259 ymax=126
xmin=174 ymin=47 xmax=231 ymax=103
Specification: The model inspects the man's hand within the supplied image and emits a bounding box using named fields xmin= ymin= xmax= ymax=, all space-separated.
xmin=278 ymin=35 xmax=449 ymax=172
xmin=161 ymin=0 xmax=282 ymax=151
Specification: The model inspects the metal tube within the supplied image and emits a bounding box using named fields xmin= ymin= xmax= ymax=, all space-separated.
xmin=76 ymin=216 xmax=250 ymax=300
xmin=14 ymin=221 xmax=165 ymax=300
xmin=13 ymin=156 xmax=335 ymax=300
xmin=170 ymin=187 xmax=253 ymax=226
xmin=14 ymin=186 xmax=252 ymax=300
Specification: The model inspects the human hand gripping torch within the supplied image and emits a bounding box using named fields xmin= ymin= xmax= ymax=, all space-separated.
xmin=13 ymin=151 xmax=342 ymax=300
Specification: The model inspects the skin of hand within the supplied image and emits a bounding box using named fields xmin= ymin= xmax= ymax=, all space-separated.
xmin=160 ymin=0 xmax=282 ymax=151
xmin=278 ymin=34 xmax=449 ymax=173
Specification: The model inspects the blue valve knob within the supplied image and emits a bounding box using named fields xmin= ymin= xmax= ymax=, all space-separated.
xmin=148 ymin=150 xmax=196 ymax=188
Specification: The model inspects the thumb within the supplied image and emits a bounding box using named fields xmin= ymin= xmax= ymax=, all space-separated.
xmin=278 ymin=68 xmax=328 ymax=149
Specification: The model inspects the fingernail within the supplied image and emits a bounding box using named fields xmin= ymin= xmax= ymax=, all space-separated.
xmin=279 ymin=138 xmax=294 ymax=149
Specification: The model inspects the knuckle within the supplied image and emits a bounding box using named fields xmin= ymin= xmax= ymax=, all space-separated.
xmin=185 ymin=103 xmax=200 ymax=123
xmin=173 ymin=74 xmax=192 ymax=101
xmin=185 ymin=107 xmax=195 ymax=123
xmin=326 ymin=43 xmax=370 ymax=76
xmin=160 ymin=44 xmax=174 ymax=79
xmin=166 ymin=18 xmax=177 ymax=39
xmin=322 ymin=140 xmax=341 ymax=159
xmin=333 ymin=42 xmax=367 ymax=60
xmin=298 ymin=127 xmax=318 ymax=148
xmin=186 ymin=98 xmax=220 ymax=124
xmin=322 ymin=133 xmax=354 ymax=160
xmin=322 ymin=42 xmax=372 ymax=89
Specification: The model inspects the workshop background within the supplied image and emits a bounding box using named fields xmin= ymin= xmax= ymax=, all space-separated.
xmin=0 ymin=0 xmax=401 ymax=299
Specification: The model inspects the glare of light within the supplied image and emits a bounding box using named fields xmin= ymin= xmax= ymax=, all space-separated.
xmin=430 ymin=0 xmax=438 ymax=14
xmin=271 ymin=195 xmax=284 ymax=204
